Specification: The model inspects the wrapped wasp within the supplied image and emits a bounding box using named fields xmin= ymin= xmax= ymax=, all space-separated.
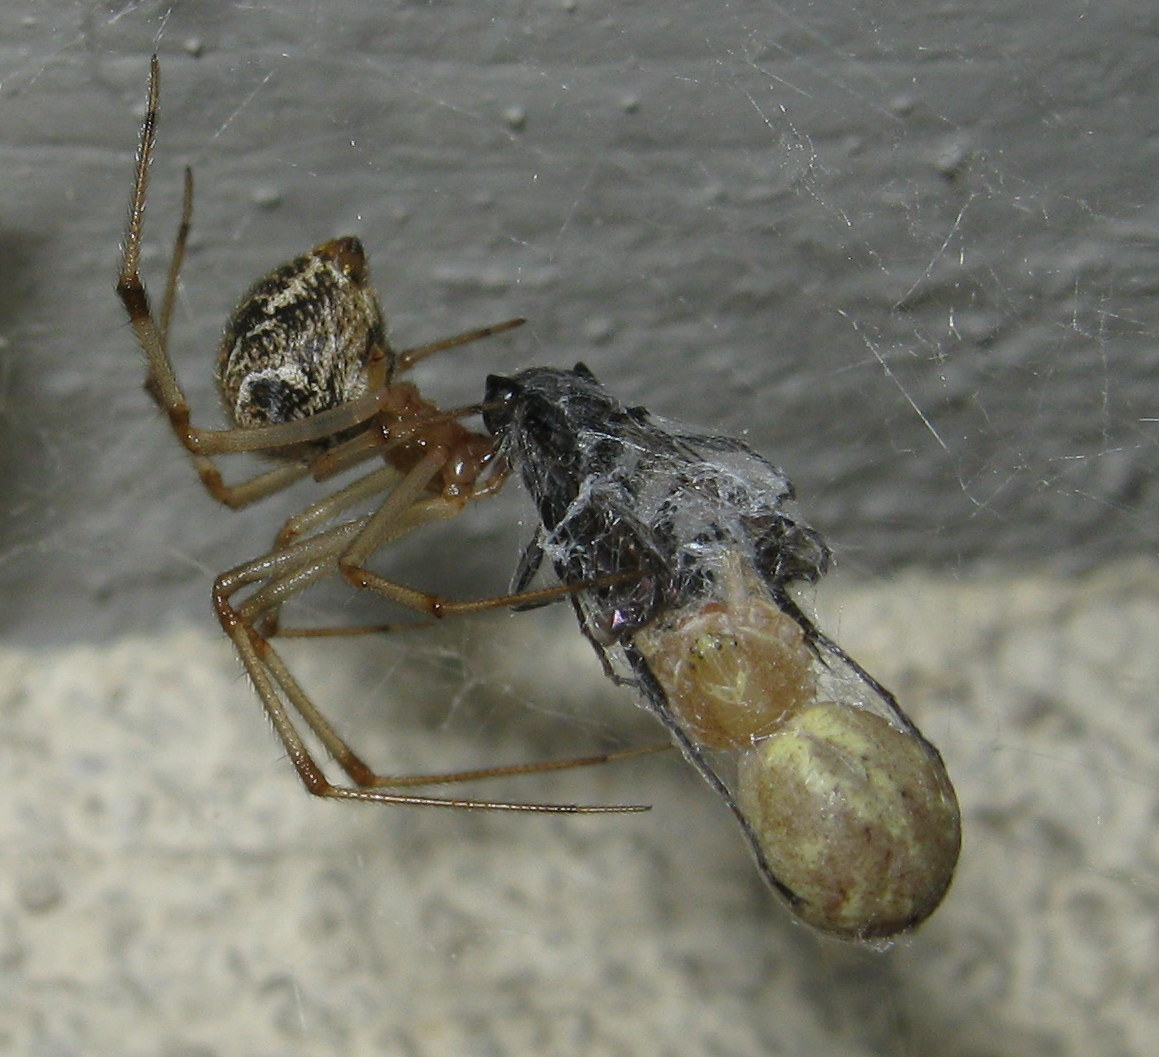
xmin=484 ymin=365 xmax=960 ymax=941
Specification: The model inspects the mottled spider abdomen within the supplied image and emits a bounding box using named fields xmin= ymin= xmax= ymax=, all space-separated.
xmin=217 ymin=237 xmax=389 ymax=448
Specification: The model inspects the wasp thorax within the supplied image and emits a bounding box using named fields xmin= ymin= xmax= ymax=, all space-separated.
xmin=635 ymin=590 xmax=815 ymax=750
xmin=217 ymin=237 xmax=389 ymax=445
xmin=736 ymin=703 xmax=961 ymax=940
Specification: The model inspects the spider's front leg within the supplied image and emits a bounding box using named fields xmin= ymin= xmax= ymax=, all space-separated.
xmin=324 ymin=441 xmax=578 ymax=620
xmin=210 ymin=461 xmax=652 ymax=812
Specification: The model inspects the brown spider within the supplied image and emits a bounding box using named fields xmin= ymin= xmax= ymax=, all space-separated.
xmin=116 ymin=56 xmax=648 ymax=814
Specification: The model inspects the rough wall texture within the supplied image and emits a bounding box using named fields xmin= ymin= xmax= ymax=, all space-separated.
xmin=1 ymin=0 xmax=1156 ymax=640
xmin=1 ymin=2 xmax=1157 ymax=1055
xmin=4 ymin=567 xmax=1158 ymax=1056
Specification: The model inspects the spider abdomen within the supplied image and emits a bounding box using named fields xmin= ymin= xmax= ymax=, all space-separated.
xmin=217 ymin=237 xmax=389 ymax=439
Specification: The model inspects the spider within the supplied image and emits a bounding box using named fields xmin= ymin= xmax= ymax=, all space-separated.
xmin=116 ymin=56 xmax=651 ymax=814
xmin=483 ymin=365 xmax=961 ymax=940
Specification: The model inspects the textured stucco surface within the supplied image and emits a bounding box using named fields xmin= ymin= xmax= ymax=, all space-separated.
xmin=1 ymin=2 xmax=1158 ymax=1055
xmin=4 ymin=566 xmax=1159 ymax=1055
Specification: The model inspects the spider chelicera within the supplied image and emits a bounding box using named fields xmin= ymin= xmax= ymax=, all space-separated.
xmin=116 ymin=56 xmax=650 ymax=814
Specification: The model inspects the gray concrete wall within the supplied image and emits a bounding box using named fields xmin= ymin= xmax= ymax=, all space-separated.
xmin=3 ymin=0 xmax=1156 ymax=640
xmin=1 ymin=3 xmax=1157 ymax=1055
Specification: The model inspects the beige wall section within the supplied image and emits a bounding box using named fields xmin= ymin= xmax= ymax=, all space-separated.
xmin=1 ymin=2 xmax=1157 ymax=1055
xmin=4 ymin=566 xmax=1157 ymax=1055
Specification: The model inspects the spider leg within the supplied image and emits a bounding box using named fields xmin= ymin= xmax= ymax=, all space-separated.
xmin=211 ymin=503 xmax=651 ymax=811
xmin=395 ymin=317 xmax=525 ymax=371
xmin=276 ymin=464 xmax=404 ymax=548
xmin=249 ymin=466 xmax=455 ymax=634
xmin=116 ymin=56 xmax=387 ymax=507
xmin=158 ymin=167 xmax=191 ymax=350
xmin=328 ymin=449 xmax=584 ymax=617
xmin=203 ymin=451 xmax=657 ymax=808
xmin=256 ymin=639 xmax=666 ymax=791
xmin=217 ymin=601 xmax=647 ymax=811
